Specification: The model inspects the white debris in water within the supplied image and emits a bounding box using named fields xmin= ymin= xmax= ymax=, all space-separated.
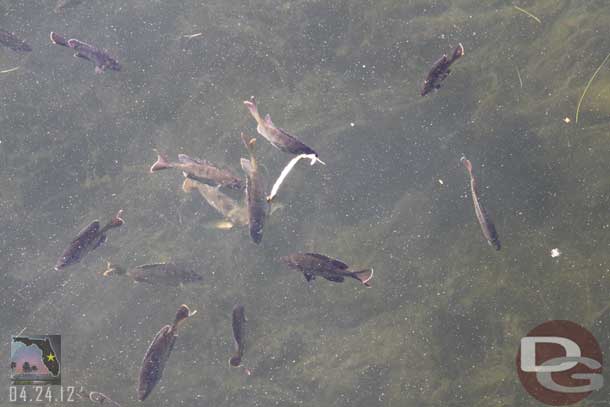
xmin=438 ymin=179 xmax=444 ymax=185
xmin=350 ymin=122 xmax=355 ymax=127
xmin=563 ymin=117 xmax=571 ymax=123
xmin=550 ymin=248 xmax=561 ymax=258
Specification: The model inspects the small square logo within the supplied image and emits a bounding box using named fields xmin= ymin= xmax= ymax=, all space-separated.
xmin=10 ymin=335 xmax=61 ymax=385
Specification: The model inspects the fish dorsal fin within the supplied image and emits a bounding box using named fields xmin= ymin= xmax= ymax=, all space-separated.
xmin=264 ymin=114 xmax=275 ymax=127
xmin=240 ymin=158 xmax=253 ymax=174
xmin=178 ymin=154 xmax=207 ymax=165
xmin=303 ymin=253 xmax=349 ymax=269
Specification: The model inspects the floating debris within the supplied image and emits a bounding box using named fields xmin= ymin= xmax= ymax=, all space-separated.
xmin=267 ymin=153 xmax=319 ymax=202
xmin=241 ymin=134 xmax=267 ymax=244
xmin=461 ymin=157 xmax=501 ymax=250
xmin=151 ymin=151 xmax=243 ymax=191
xmin=183 ymin=32 xmax=203 ymax=39
xmin=513 ymin=5 xmax=541 ymax=24
xmin=103 ymin=262 xmax=203 ymax=286
xmin=563 ymin=117 xmax=571 ymax=124
xmin=550 ymin=248 xmax=562 ymax=258
xmin=76 ymin=387 xmax=121 ymax=406
xmin=0 ymin=67 xmax=19 ymax=74
xmin=244 ymin=96 xmax=324 ymax=164
xmin=575 ymin=51 xmax=610 ymax=124
xmin=279 ymin=253 xmax=373 ymax=286
xmin=421 ymin=43 xmax=463 ymax=96
xmin=0 ymin=29 xmax=31 ymax=52
xmin=55 ymin=210 xmax=124 ymax=270
xmin=50 ymin=32 xmax=121 ymax=74
xmin=516 ymin=67 xmax=523 ymax=88
xmin=138 ymin=305 xmax=196 ymax=401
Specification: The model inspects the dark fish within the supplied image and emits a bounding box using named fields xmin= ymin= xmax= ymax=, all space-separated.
xmin=138 ymin=304 xmax=195 ymax=401
xmin=240 ymin=134 xmax=267 ymax=244
xmin=461 ymin=156 xmax=501 ymax=250
xmin=421 ymin=43 xmax=464 ymax=96
xmin=279 ymin=253 xmax=373 ymax=286
xmin=55 ymin=209 xmax=124 ymax=270
xmin=0 ymin=29 xmax=32 ymax=52
xmin=229 ymin=305 xmax=246 ymax=367
xmin=244 ymin=97 xmax=324 ymax=163
xmin=182 ymin=177 xmax=248 ymax=227
xmin=102 ymin=262 xmax=203 ymax=286
xmin=50 ymin=32 xmax=121 ymax=74
xmin=151 ymin=151 xmax=243 ymax=191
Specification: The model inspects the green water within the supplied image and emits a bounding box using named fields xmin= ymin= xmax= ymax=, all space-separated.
xmin=1 ymin=0 xmax=610 ymax=405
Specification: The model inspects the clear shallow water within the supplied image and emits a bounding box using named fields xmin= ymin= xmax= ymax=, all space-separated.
xmin=1 ymin=0 xmax=610 ymax=406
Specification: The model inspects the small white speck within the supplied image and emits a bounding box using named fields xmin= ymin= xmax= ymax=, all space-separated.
xmin=438 ymin=179 xmax=444 ymax=185
xmin=551 ymin=248 xmax=561 ymax=258
xmin=350 ymin=122 xmax=355 ymax=127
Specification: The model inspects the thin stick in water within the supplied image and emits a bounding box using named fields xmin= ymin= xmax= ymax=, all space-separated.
xmin=576 ymin=51 xmax=610 ymax=124
xmin=513 ymin=5 xmax=541 ymax=24
xmin=267 ymin=154 xmax=318 ymax=202
xmin=516 ymin=67 xmax=523 ymax=88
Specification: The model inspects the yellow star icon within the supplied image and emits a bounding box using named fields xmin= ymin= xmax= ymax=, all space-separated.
xmin=46 ymin=353 xmax=56 ymax=362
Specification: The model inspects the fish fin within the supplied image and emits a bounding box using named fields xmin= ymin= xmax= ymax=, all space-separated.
xmin=173 ymin=304 xmax=194 ymax=329
xmin=304 ymin=272 xmax=315 ymax=282
xmin=323 ymin=275 xmax=345 ymax=283
xmin=460 ymin=156 xmax=472 ymax=173
xmin=240 ymin=158 xmax=253 ymax=174
xmin=264 ymin=114 xmax=275 ymax=127
xmin=111 ymin=209 xmax=124 ymax=226
xmin=352 ymin=269 xmax=373 ymax=287
xmin=177 ymin=154 xmax=205 ymax=165
xmin=452 ymin=43 xmax=464 ymax=61
xmin=50 ymin=32 xmax=68 ymax=46
xmin=73 ymin=52 xmax=91 ymax=61
xmin=150 ymin=151 xmax=172 ymax=172
xmin=182 ymin=177 xmax=196 ymax=193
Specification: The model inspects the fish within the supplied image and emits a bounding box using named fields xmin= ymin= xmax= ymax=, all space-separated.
xmin=50 ymin=32 xmax=121 ymax=74
xmin=0 ymin=30 xmax=32 ymax=52
xmin=461 ymin=156 xmax=501 ymax=250
xmin=151 ymin=151 xmax=243 ymax=191
xmin=421 ymin=43 xmax=464 ymax=96
xmin=102 ymin=262 xmax=203 ymax=286
xmin=138 ymin=304 xmax=196 ymax=401
xmin=182 ymin=177 xmax=248 ymax=227
xmin=54 ymin=0 xmax=84 ymax=13
xmin=55 ymin=209 xmax=124 ymax=270
xmin=240 ymin=134 xmax=267 ymax=244
xmin=243 ymin=97 xmax=324 ymax=164
xmin=279 ymin=253 xmax=373 ymax=287
xmin=229 ymin=305 xmax=246 ymax=368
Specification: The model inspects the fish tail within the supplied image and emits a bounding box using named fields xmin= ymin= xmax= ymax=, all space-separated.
xmin=352 ymin=269 xmax=374 ymax=287
xmin=243 ymin=96 xmax=263 ymax=124
xmin=451 ymin=43 xmax=464 ymax=62
xmin=229 ymin=354 xmax=242 ymax=367
xmin=111 ymin=209 xmax=124 ymax=227
xmin=241 ymin=133 xmax=257 ymax=167
xmin=460 ymin=156 xmax=473 ymax=175
xmin=150 ymin=151 xmax=172 ymax=172
xmin=49 ymin=32 xmax=68 ymax=47
xmin=173 ymin=304 xmax=196 ymax=330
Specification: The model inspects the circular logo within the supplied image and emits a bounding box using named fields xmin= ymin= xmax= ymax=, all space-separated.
xmin=516 ymin=320 xmax=603 ymax=405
